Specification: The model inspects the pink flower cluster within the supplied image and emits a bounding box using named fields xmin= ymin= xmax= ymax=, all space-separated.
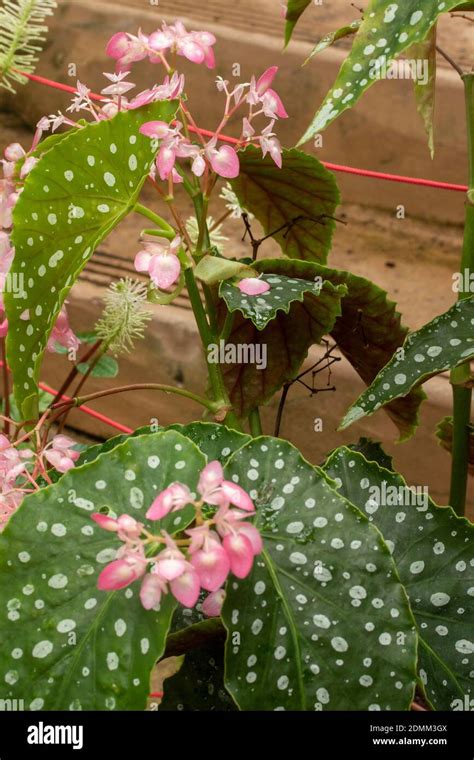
xmin=0 ymin=434 xmax=79 ymax=530
xmin=93 ymin=460 xmax=262 ymax=614
xmin=106 ymin=21 xmax=216 ymax=71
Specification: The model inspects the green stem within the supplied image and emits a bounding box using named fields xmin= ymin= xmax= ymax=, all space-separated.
xmin=134 ymin=203 xmax=175 ymax=238
xmin=449 ymin=72 xmax=474 ymax=515
xmin=53 ymin=383 xmax=217 ymax=413
xmin=220 ymin=310 xmax=235 ymax=341
xmin=249 ymin=408 xmax=263 ymax=437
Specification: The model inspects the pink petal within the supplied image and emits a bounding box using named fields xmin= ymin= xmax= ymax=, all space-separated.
xmin=256 ymin=66 xmax=278 ymax=95
xmin=170 ymin=567 xmax=201 ymax=607
xmin=149 ymin=253 xmax=181 ymax=290
xmin=4 ymin=143 xmax=25 ymax=162
xmin=198 ymin=460 xmax=223 ymax=499
xmin=134 ymin=250 xmax=153 ymax=273
xmin=91 ymin=513 xmax=119 ymax=532
xmin=190 ymin=543 xmax=230 ymax=591
xmin=97 ymin=557 xmax=144 ymax=591
xmin=178 ymin=37 xmax=205 ymax=65
xmin=139 ymin=121 xmax=171 ymax=139
xmin=223 ymin=533 xmax=254 ymax=578
xmin=140 ymin=574 xmax=164 ymax=610
xmin=208 ymin=145 xmax=240 ymax=179
xmin=202 ymin=588 xmax=226 ymax=617
xmin=221 ymin=481 xmax=255 ymax=512
xmin=157 ymin=146 xmax=176 ymax=180
xmin=146 ymin=483 xmax=192 ymax=520
xmin=237 ymin=277 xmax=271 ymax=296
xmin=264 ymin=89 xmax=288 ymax=118
xmin=236 ymin=522 xmax=263 ymax=555
xmin=105 ymin=32 xmax=130 ymax=60
xmin=117 ymin=514 xmax=141 ymax=538
xmin=156 ymin=556 xmax=187 ymax=581
xmin=191 ymin=154 xmax=206 ymax=177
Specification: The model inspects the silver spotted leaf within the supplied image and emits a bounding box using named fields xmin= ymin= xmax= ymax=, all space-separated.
xmin=219 ymin=273 xmax=326 ymax=330
xmin=0 ymin=430 xmax=206 ymax=710
xmin=6 ymin=100 xmax=177 ymax=420
xmin=299 ymin=0 xmax=460 ymax=144
xmin=323 ymin=446 xmax=474 ymax=710
xmin=341 ymin=297 xmax=474 ymax=432
xmin=221 ymin=437 xmax=418 ymax=711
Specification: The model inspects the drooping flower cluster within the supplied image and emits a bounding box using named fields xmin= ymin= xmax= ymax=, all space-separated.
xmin=0 ymin=433 xmax=80 ymax=530
xmin=93 ymin=460 xmax=262 ymax=615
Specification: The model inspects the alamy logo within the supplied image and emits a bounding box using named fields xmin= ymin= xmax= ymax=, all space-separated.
xmin=27 ymin=722 xmax=84 ymax=750
xmin=369 ymin=58 xmax=429 ymax=85
xmin=368 ymin=483 xmax=428 ymax=510
xmin=0 ymin=698 xmax=25 ymax=710
xmin=207 ymin=340 xmax=267 ymax=370
xmin=451 ymin=695 xmax=474 ymax=711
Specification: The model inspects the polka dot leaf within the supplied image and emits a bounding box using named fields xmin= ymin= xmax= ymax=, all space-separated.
xmin=323 ymin=447 xmax=474 ymax=710
xmin=298 ymin=0 xmax=460 ymax=144
xmin=216 ymin=265 xmax=346 ymax=416
xmin=220 ymin=273 xmax=334 ymax=330
xmin=341 ymin=297 xmax=474 ymax=433
xmin=218 ymin=257 xmax=425 ymax=432
xmin=6 ymin=99 xmax=178 ymax=421
xmin=229 ymin=146 xmax=340 ymax=263
xmin=0 ymin=430 xmax=206 ymax=710
xmin=284 ymin=0 xmax=312 ymax=46
xmin=222 ymin=436 xmax=418 ymax=710
xmin=304 ymin=20 xmax=362 ymax=65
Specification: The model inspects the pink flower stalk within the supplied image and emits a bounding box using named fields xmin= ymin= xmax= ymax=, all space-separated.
xmin=237 ymin=277 xmax=271 ymax=296
xmin=46 ymin=306 xmax=81 ymax=354
xmin=202 ymin=588 xmax=226 ymax=617
xmin=43 ymin=434 xmax=80 ymax=473
xmin=134 ymin=235 xmax=182 ymax=290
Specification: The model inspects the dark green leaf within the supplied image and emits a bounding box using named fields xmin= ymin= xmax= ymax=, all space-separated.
xmin=284 ymin=0 xmax=312 ymax=46
xmin=230 ymin=146 xmax=340 ymax=264
xmin=323 ymin=446 xmax=474 ymax=710
xmin=299 ymin=0 xmax=460 ymax=144
xmin=0 ymin=430 xmax=205 ymax=710
xmin=6 ymin=100 xmax=177 ymax=420
xmin=222 ymin=437 xmax=417 ymax=710
xmin=341 ymin=297 xmax=474 ymax=432
xmin=77 ymin=354 xmax=119 ymax=378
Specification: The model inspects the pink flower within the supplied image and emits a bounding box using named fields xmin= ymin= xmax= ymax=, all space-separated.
xmin=237 ymin=277 xmax=271 ymax=296
xmin=256 ymin=66 xmax=278 ymax=96
xmin=140 ymin=572 xmax=167 ymax=609
xmin=153 ymin=535 xmax=188 ymax=581
xmin=0 ymin=179 xmax=17 ymax=230
xmin=223 ymin=533 xmax=254 ymax=578
xmin=101 ymin=71 xmax=136 ymax=97
xmin=44 ymin=434 xmax=80 ymax=473
xmin=47 ymin=306 xmax=81 ymax=354
xmin=258 ymin=121 xmax=282 ymax=167
xmin=128 ymin=73 xmax=184 ymax=109
xmin=262 ymin=90 xmax=288 ymax=119
xmin=134 ymin=236 xmax=182 ymax=290
xmin=106 ymin=31 xmax=149 ymax=71
xmin=91 ymin=513 xmax=119 ymax=532
xmin=206 ymin=143 xmax=240 ymax=179
xmin=170 ymin=566 xmax=201 ymax=607
xmin=4 ymin=143 xmax=25 ymax=162
xmin=202 ymin=588 xmax=226 ymax=617
xmin=98 ymin=552 xmax=147 ymax=591
xmin=197 ymin=460 xmax=225 ymax=505
xmin=190 ymin=533 xmax=230 ymax=591
xmin=146 ymin=482 xmax=192 ymax=520
xmin=20 ymin=156 xmax=38 ymax=179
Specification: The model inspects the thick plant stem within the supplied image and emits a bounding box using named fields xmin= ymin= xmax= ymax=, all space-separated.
xmin=449 ymin=72 xmax=474 ymax=515
xmin=184 ymin=268 xmax=242 ymax=430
